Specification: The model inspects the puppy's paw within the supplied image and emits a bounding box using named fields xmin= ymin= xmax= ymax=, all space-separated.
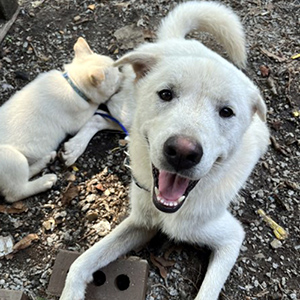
xmin=42 ymin=174 xmax=58 ymax=189
xmin=60 ymin=287 xmax=85 ymax=300
xmin=62 ymin=141 xmax=85 ymax=166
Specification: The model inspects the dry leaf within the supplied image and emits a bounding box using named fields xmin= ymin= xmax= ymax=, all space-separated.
xmin=154 ymin=255 xmax=175 ymax=267
xmin=13 ymin=234 xmax=39 ymax=253
xmin=0 ymin=201 xmax=28 ymax=214
xmin=150 ymin=253 xmax=168 ymax=279
xmin=96 ymin=183 xmax=105 ymax=192
xmin=61 ymin=184 xmax=79 ymax=205
xmin=259 ymin=65 xmax=270 ymax=77
xmin=257 ymin=209 xmax=288 ymax=240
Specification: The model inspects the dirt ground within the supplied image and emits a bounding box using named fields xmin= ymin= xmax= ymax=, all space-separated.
xmin=0 ymin=0 xmax=299 ymax=299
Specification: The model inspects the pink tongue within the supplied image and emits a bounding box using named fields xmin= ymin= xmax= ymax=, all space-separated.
xmin=158 ymin=170 xmax=189 ymax=201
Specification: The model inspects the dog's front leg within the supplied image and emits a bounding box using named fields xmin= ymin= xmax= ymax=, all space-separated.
xmin=195 ymin=212 xmax=244 ymax=300
xmin=60 ymin=215 xmax=156 ymax=300
xmin=62 ymin=111 xmax=121 ymax=166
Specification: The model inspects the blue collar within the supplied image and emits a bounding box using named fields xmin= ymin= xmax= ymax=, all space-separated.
xmin=63 ymin=72 xmax=90 ymax=102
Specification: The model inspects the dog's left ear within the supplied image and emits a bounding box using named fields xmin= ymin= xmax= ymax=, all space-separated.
xmin=74 ymin=37 xmax=93 ymax=58
xmin=114 ymin=52 xmax=158 ymax=80
xmin=89 ymin=67 xmax=105 ymax=86
xmin=253 ymin=93 xmax=267 ymax=122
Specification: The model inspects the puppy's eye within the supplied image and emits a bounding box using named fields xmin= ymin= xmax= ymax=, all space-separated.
xmin=118 ymin=66 xmax=123 ymax=72
xmin=158 ymin=89 xmax=173 ymax=101
xmin=219 ymin=107 xmax=234 ymax=118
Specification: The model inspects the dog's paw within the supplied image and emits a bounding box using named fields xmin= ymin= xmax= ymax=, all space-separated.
xmin=62 ymin=141 xmax=85 ymax=166
xmin=42 ymin=174 xmax=58 ymax=189
xmin=60 ymin=286 xmax=85 ymax=300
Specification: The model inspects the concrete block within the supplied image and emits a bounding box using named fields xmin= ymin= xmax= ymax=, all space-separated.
xmin=0 ymin=290 xmax=29 ymax=300
xmin=0 ymin=0 xmax=18 ymax=20
xmin=48 ymin=250 xmax=149 ymax=300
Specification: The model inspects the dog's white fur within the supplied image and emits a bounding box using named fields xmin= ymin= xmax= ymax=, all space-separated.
xmin=0 ymin=37 xmax=120 ymax=203
xmin=60 ymin=2 xmax=269 ymax=299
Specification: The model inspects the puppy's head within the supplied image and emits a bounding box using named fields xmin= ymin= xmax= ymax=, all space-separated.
xmin=64 ymin=37 xmax=121 ymax=104
xmin=116 ymin=46 xmax=266 ymax=213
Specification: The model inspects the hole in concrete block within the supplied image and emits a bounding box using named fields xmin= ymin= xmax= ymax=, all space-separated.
xmin=93 ymin=270 xmax=106 ymax=286
xmin=115 ymin=274 xmax=130 ymax=291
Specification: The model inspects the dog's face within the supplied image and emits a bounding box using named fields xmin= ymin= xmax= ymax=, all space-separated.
xmin=116 ymin=50 xmax=266 ymax=213
xmin=65 ymin=38 xmax=121 ymax=104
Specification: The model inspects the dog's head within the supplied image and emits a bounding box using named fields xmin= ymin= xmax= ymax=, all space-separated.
xmin=116 ymin=43 xmax=266 ymax=213
xmin=64 ymin=37 xmax=121 ymax=104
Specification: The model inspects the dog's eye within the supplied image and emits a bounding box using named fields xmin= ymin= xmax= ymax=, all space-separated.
xmin=158 ymin=89 xmax=173 ymax=101
xmin=219 ymin=107 xmax=234 ymax=118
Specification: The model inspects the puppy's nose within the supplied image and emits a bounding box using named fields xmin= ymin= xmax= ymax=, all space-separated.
xmin=163 ymin=135 xmax=203 ymax=171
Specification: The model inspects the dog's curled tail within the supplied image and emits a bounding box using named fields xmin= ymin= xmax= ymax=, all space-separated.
xmin=157 ymin=1 xmax=247 ymax=68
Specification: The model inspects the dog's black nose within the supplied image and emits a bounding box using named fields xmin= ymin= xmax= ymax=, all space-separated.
xmin=163 ymin=135 xmax=203 ymax=171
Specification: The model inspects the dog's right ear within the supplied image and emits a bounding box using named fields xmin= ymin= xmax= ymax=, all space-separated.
xmin=114 ymin=52 xmax=158 ymax=80
xmin=74 ymin=37 xmax=93 ymax=58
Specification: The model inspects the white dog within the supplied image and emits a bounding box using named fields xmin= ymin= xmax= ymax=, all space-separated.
xmin=0 ymin=37 xmax=120 ymax=203
xmin=60 ymin=1 xmax=269 ymax=299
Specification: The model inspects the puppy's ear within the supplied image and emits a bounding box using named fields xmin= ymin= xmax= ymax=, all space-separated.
xmin=253 ymin=93 xmax=267 ymax=122
xmin=114 ymin=52 xmax=158 ymax=80
xmin=89 ymin=68 xmax=105 ymax=86
xmin=74 ymin=37 xmax=93 ymax=58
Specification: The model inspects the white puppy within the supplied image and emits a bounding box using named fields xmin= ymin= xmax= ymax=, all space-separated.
xmin=60 ymin=2 xmax=269 ymax=300
xmin=0 ymin=37 xmax=120 ymax=203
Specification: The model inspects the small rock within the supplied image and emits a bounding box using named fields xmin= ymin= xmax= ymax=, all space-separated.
xmin=86 ymin=211 xmax=99 ymax=222
xmin=86 ymin=194 xmax=96 ymax=203
xmin=81 ymin=203 xmax=90 ymax=212
xmin=92 ymin=220 xmax=111 ymax=236
xmin=73 ymin=15 xmax=81 ymax=22
xmin=270 ymin=239 xmax=282 ymax=249
xmin=104 ymin=189 xmax=111 ymax=196
xmin=42 ymin=218 xmax=55 ymax=231
xmin=289 ymin=293 xmax=297 ymax=300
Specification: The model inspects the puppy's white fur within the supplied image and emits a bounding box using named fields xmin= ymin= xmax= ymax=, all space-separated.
xmin=0 ymin=37 xmax=120 ymax=203
xmin=60 ymin=2 xmax=269 ymax=300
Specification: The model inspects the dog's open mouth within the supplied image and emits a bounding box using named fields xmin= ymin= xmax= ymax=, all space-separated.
xmin=152 ymin=166 xmax=199 ymax=213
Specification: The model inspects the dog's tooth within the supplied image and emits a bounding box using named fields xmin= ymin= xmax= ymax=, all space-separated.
xmin=178 ymin=196 xmax=185 ymax=203
xmin=157 ymin=196 xmax=163 ymax=203
xmin=154 ymin=187 xmax=159 ymax=197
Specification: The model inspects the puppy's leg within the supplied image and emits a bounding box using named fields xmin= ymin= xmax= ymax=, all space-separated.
xmin=62 ymin=112 xmax=120 ymax=166
xmin=60 ymin=215 xmax=156 ymax=300
xmin=195 ymin=211 xmax=244 ymax=300
xmin=0 ymin=146 xmax=57 ymax=203
xmin=29 ymin=151 xmax=56 ymax=177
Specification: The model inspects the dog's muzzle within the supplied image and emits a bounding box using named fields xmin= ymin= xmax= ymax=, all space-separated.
xmin=152 ymin=135 xmax=202 ymax=213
